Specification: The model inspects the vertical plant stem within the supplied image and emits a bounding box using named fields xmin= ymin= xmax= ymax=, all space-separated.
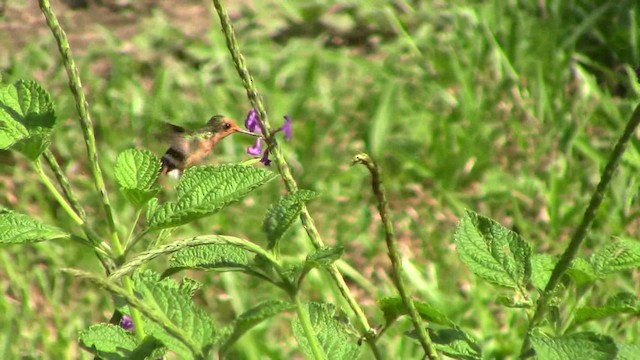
xmin=43 ymin=149 xmax=87 ymax=221
xmin=293 ymin=295 xmax=325 ymax=360
xmin=38 ymin=0 xmax=122 ymax=256
xmin=520 ymin=103 xmax=640 ymax=357
xmin=353 ymin=153 xmax=439 ymax=360
xmin=210 ymin=0 xmax=381 ymax=357
xmin=39 ymin=0 xmax=144 ymax=341
xmin=32 ymin=158 xmax=84 ymax=226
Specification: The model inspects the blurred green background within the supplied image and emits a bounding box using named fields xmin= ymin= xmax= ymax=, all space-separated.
xmin=1 ymin=0 xmax=639 ymax=358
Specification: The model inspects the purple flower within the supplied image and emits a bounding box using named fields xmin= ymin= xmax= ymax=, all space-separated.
xmin=244 ymin=109 xmax=262 ymax=133
xmin=243 ymin=110 xmax=292 ymax=166
xmin=279 ymin=115 xmax=292 ymax=141
xmin=247 ymin=137 xmax=263 ymax=156
xmin=120 ymin=315 xmax=133 ymax=331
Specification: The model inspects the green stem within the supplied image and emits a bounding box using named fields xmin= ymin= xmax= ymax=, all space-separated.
xmin=39 ymin=0 xmax=143 ymax=340
xmin=124 ymin=208 xmax=143 ymax=249
xmin=293 ymin=296 xmax=325 ymax=360
xmin=519 ymin=103 xmax=640 ymax=357
xmin=38 ymin=0 xmax=123 ymax=256
xmin=43 ymin=149 xmax=86 ymax=221
xmin=210 ymin=1 xmax=381 ymax=356
xmin=32 ymin=159 xmax=84 ymax=226
xmin=353 ymin=153 xmax=439 ymax=360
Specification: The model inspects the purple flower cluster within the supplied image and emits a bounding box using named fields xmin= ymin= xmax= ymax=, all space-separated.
xmin=244 ymin=109 xmax=292 ymax=166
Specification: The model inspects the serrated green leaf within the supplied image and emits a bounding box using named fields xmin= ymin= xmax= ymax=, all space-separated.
xmin=453 ymin=210 xmax=532 ymax=289
xmin=163 ymin=244 xmax=250 ymax=277
xmin=220 ymin=300 xmax=295 ymax=354
xmin=129 ymin=271 xmax=217 ymax=360
xmin=573 ymin=292 xmax=639 ymax=326
xmin=530 ymin=331 xmax=617 ymax=360
xmin=406 ymin=327 xmax=481 ymax=360
xmin=0 ymin=209 xmax=69 ymax=244
xmin=263 ymin=189 xmax=319 ymax=250
xmin=591 ymin=238 xmax=640 ymax=277
xmin=305 ymin=245 xmax=344 ymax=268
xmin=531 ymin=254 xmax=556 ymax=290
xmin=292 ymin=302 xmax=359 ymax=360
xmin=78 ymin=324 xmax=138 ymax=360
xmin=129 ymin=336 xmax=166 ymax=360
xmin=0 ymin=80 xmax=57 ymax=160
xmin=148 ymin=165 xmax=276 ymax=230
xmin=617 ymin=344 xmax=640 ymax=360
xmin=114 ymin=149 xmax=161 ymax=207
xmin=566 ymin=257 xmax=597 ymax=287
xmin=377 ymin=297 xmax=455 ymax=327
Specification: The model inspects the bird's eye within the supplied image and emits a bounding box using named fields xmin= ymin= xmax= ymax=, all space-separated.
xmin=223 ymin=122 xmax=232 ymax=130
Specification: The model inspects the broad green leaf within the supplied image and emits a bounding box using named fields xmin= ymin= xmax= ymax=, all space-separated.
xmin=591 ymin=238 xmax=640 ymax=277
xmin=263 ymin=189 xmax=319 ymax=250
xmin=530 ymin=331 xmax=617 ymax=360
xmin=305 ymin=245 xmax=344 ymax=268
xmin=573 ymin=292 xmax=639 ymax=326
xmin=566 ymin=257 xmax=597 ymax=287
xmin=292 ymin=302 xmax=359 ymax=360
xmin=163 ymin=244 xmax=250 ymax=277
xmin=0 ymin=80 xmax=57 ymax=160
xmin=377 ymin=297 xmax=455 ymax=327
xmin=618 ymin=344 xmax=640 ymax=360
xmin=148 ymin=165 xmax=276 ymax=230
xmin=219 ymin=300 xmax=295 ymax=354
xmin=0 ymin=209 xmax=69 ymax=244
xmin=531 ymin=254 xmax=555 ymax=290
xmin=453 ymin=210 xmax=532 ymax=289
xmin=129 ymin=336 xmax=166 ymax=360
xmin=297 ymin=246 xmax=345 ymax=284
xmin=406 ymin=327 xmax=481 ymax=360
xmin=129 ymin=271 xmax=217 ymax=360
xmin=78 ymin=324 xmax=138 ymax=360
xmin=114 ymin=149 xmax=161 ymax=207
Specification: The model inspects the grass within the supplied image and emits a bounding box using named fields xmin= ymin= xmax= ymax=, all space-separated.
xmin=1 ymin=0 xmax=640 ymax=359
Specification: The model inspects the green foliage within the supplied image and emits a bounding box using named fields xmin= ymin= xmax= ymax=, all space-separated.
xmin=591 ymin=238 xmax=640 ymax=277
xmin=378 ymin=297 xmax=455 ymax=327
xmin=304 ymin=245 xmax=344 ymax=268
xmin=165 ymin=243 xmax=250 ymax=276
xmin=147 ymin=165 xmax=276 ymax=230
xmin=292 ymin=302 xmax=359 ymax=360
xmin=407 ymin=328 xmax=481 ymax=360
xmin=530 ymin=254 xmax=555 ymax=290
xmin=263 ymin=189 xmax=319 ymax=251
xmin=573 ymin=292 xmax=640 ymax=326
xmin=0 ymin=209 xmax=69 ymax=244
xmin=79 ymin=324 xmax=165 ymax=360
xmin=78 ymin=324 xmax=138 ymax=360
xmin=530 ymin=331 xmax=617 ymax=360
xmin=114 ymin=149 xmax=161 ymax=207
xmin=219 ymin=300 xmax=295 ymax=354
xmin=454 ymin=210 xmax=532 ymax=290
xmin=128 ymin=271 xmax=217 ymax=360
xmin=0 ymin=80 xmax=57 ymax=161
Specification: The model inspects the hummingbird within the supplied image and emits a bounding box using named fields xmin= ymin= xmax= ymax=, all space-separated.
xmin=160 ymin=115 xmax=258 ymax=178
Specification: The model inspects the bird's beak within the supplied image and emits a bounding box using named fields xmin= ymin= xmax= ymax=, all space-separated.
xmin=237 ymin=129 xmax=260 ymax=137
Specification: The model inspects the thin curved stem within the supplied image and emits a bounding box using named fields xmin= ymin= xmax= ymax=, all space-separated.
xmin=32 ymin=159 xmax=84 ymax=226
xmin=353 ymin=153 xmax=439 ymax=360
xmin=293 ymin=296 xmax=325 ymax=360
xmin=43 ymin=149 xmax=86 ymax=221
xmin=519 ymin=103 xmax=640 ymax=357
